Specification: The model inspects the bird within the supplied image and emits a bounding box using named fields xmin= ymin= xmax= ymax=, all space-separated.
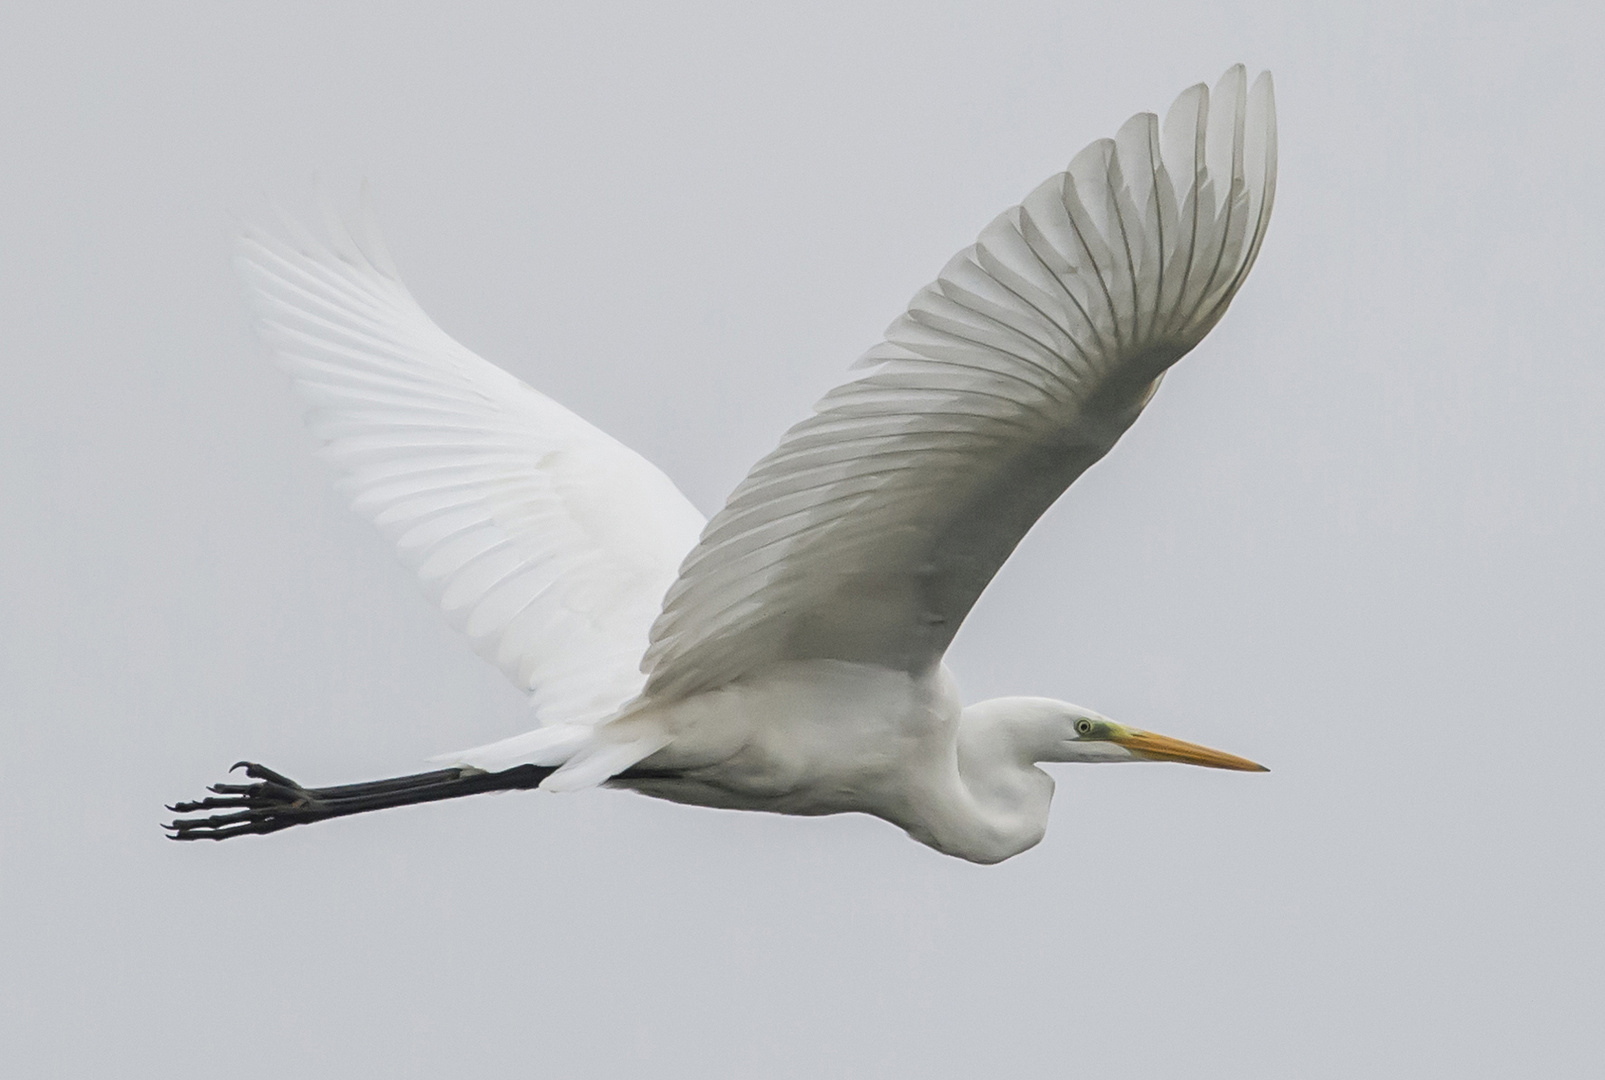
xmin=167 ymin=65 xmax=1277 ymax=864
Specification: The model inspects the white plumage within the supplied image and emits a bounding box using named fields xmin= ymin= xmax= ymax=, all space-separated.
xmin=189 ymin=66 xmax=1278 ymax=862
xmin=238 ymin=209 xmax=707 ymax=782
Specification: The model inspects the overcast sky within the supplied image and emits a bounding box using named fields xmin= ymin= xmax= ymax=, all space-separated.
xmin=3 ymin=2 xmax=1602 ymax=1077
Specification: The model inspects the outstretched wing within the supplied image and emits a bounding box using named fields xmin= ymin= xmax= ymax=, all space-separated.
xmin=237 ymin=205 xmax=706 ymax=725
xmin=643 ymin=67 xmax=1276 ymax=700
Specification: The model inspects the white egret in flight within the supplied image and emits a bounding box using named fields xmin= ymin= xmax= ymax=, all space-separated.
xmin=168 ymin=66 xmax=1276 ymax=863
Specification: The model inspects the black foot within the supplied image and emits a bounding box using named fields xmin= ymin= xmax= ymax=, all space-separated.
xmin=164 ymin=761 xmax=555 ymax=841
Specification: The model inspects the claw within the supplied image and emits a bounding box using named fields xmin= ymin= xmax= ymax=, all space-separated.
xmin=166 ymin=760 xmax=328 ymax=841
xmin=232 ymin=762 xmax=305 ymax=789
xmin=172 ymin=809 xmax=259 ymax=829
xmin=167 ymin=816 xmax=300 ymax=841
xmin=169 ymin=796 xmax=252 ymax=813
xmin=206 ymin=780 xmax=305 ymax=803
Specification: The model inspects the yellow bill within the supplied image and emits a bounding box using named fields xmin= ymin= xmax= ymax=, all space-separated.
xmin=1111 ymin=729 xmax=1269 ymax=772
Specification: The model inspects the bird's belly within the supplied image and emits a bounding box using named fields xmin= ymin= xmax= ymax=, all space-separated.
xmin=613 ymin=660 xmax=961 ymax=819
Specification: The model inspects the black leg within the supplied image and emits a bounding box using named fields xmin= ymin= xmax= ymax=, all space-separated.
xmin=164 ymin=761 xmax=556 ymax=841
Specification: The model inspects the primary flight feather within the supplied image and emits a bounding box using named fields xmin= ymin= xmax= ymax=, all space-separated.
xmin=170 ymin=66 xmax=1277 ymax=863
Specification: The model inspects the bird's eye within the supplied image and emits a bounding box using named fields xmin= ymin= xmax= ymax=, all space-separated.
xmin=1075 ymin=718 xmax=1094 ymax=736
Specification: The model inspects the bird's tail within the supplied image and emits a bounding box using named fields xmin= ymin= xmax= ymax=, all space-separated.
xmin=431 ymin=717 xmax=669 ymax=792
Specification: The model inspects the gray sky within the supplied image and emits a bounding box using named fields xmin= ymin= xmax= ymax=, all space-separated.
xmin=3 ymin=1 xmax=1602 ymax=1076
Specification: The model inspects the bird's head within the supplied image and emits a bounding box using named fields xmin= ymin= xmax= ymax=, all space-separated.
xmin=968 ymin=698 xmax=1267 ymax=771
xmin=1051 ymin=707 xmax=1268 ymax=771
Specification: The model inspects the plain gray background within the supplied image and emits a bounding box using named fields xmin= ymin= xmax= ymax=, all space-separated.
xmin=3 ymin=1 xmax=1601 ymax=1076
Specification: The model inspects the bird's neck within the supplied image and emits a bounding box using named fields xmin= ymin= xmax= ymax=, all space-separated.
xmin=906 ymin=699 xmax=1059 ymax=864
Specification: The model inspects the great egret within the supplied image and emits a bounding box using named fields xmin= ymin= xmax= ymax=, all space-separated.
xmin=168 ymin=66 xmax=1276 ymax=863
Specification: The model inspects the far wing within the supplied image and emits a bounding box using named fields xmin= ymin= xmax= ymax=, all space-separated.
xmin=643 ymin=67 xmax=1276 ymax=700
xmin=237 ymin=205 xmax=706 ymax=725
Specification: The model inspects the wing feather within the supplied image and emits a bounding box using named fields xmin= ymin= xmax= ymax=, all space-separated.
xmin=236 ymin=205 xmax=707 ymax=725
xmin=643 ymin=68 xmax=1276 ymax=700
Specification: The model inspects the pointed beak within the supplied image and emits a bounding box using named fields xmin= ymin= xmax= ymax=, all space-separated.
xmin=1110 ymin=728 xmax=1269 ymax=772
